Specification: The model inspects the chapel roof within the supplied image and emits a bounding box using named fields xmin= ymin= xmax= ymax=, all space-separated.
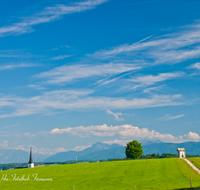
xmin=177 ymin=148 xmax=185 ymax=151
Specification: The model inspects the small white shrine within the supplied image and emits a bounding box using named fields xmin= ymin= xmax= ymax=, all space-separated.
xmin=28 ymin=146 xmax=34 ymax=168
xmin=177 ymin=148 xmax=186 ymax=158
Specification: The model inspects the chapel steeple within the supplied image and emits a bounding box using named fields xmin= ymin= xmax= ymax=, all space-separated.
xmin=29 ymin=146 xmax=33 ymax=163
xmin=28 ymin=146 xmax=34 ymax=168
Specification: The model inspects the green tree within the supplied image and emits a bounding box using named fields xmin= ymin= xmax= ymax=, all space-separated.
xmin=125 ymin=140 xmax=143 ymax=159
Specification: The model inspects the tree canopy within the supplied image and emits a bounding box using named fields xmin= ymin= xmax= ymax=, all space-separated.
xmin=125 ymin=140 xmax=143 ymax=159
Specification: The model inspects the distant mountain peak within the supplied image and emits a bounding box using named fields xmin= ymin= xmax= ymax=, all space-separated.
xmin=44 ymin=141 xmax=200 ymax=163
xmin=44 ymin=142 xmax=122 ymax=162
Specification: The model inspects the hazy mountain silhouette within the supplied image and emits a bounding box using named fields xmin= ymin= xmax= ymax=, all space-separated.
xmin=45 ymin=141 xmax=200 ymax=162
xmin=0 ymin=149 xmax=47 ymax=164
xmin=44 ymin=142 xmax=122 ymax=162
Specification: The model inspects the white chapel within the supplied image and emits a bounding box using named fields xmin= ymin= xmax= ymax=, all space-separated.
xmin=177 ymin=148 xmax=186 ymax=158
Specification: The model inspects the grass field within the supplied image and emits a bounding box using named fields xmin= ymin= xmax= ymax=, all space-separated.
xmin=188 ymin=157 xmax=200 ymax=170
xmin=0 ymin=158 xmax=200 ymax=190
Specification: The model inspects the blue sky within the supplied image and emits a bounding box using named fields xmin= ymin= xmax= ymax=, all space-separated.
xmin=0 ymin=0 xmax=200 ymax=155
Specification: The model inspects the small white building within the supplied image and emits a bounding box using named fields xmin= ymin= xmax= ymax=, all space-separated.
xmin=28 ymin=146 xmax=34 ymax=168
xmin=177 ymin=148 xmax=186 ymax=158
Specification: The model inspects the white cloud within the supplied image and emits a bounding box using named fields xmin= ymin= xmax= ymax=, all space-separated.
xmin=186 ymin=132 xmax=200 ymax=140
xmin=51 ymin=55 xmax=72 ymax=60
xmin=103 ymin=131 xmax=200 ymax=144
xmin=48 ymin=124 xmax=176 ymax=141
xmin=12 ymin=144 xmax=64 ymax=155
xmin=103 ymin=139 xmax=130 ymax=146
xmin=0 ymin=90 xmax=183 ymax=118
xmin=159 ymin=114 xmax=185 ymax=121
xmin=13 ymin=145 xmax=25 ymax=151
xmin=0 ymin=0 xmax=108 ymax=37
xmin=48 ymin=124 xmax=200 ymax=143
xmin=23 ymin=132 xmax=36 ymax=137
xmin=106 ymin=110 xmax=124 ymax=121
xmin=72 ymin=145 xmax=92 ymax=151
xmin=0 ymin=141 xmax=65 ymax=155
xmin=30 ymin=146 xmax=62 ymax=155
xmin=35 ymin=63 xmax=140 ymax=84
xmin=180 ymin=132 xmax=200 ymax=141
xmin=0 ymin=140 xmax=8 ymax=148
xmin=54 ymin=147 xmax=67 ymax=152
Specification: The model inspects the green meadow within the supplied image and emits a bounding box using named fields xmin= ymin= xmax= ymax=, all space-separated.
xmin=188 ymin=157 xmax=200 ymax=170
xmin=0 ymin=158 xmax=200 ymax=190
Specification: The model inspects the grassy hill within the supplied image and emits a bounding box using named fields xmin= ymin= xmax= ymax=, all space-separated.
xmin=0 ymin=158 xmax=200 ymax=190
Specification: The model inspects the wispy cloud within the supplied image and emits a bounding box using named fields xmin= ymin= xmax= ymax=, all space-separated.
xmin=33 ymin=22 xmax=200 ymax=89
xmin=35 ymin=63 xmax=140 ymax=84
xmin=0 ymin=0 xmax=108 ymax=37
xmin=159 ymin=114 xmax=185 ymax=121
xmin=88 ymin=23 xmax=200 ymax=66
xmin=0 ymin=97 xmax=15 ymax=108
xmin=0 ymin=63 xmax=38 ymax=71
xmin=51 ymin=48 xmax=59 ymax=51
xmin=143 ymin=85 xmax=166 ymax=93
xmin=106 ymin=110 xmax=124 ymax=121
xmin=0 ymin=124 xmax=18 ymax=130
xmin=51 ymin=55 xmax=72 ymax=60
xmin=97 ymin=70 xmax=136 ymax=87
xmin=131 ymin=72 xmax=184 ymax=90
xmin=0 ymin=90 xmax=183 ymax=118
xmin=27 ymin=84 xmax=45 ymax=90
xmin=189 ymin=62 xmax=200 ymax=69
xmin=0 ymin=49 xmax=32 ymax=58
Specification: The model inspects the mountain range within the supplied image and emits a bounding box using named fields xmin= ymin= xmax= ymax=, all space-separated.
xmin=0 ymin=141 xmax=200 ymax=164
xmin=44 ymin=141 xmax=200 ymax=162
xmin=44 ymin=142 xmax=122 ymax=162
xmin=0 ymin=149 xmax=47 ymax=164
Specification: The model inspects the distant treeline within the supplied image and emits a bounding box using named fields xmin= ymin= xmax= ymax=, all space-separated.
xmin=109 ymin=153 xmax=200 ymax=160
xmin=0 ymin=160 xmax=92 ymax=170
xmin=0 ymin=163 xmax=27 ymax=171
xmin=140 ymin=153 xmax=200 ymax=159
xmin=140 ymin=153 xmax=178 ymax=159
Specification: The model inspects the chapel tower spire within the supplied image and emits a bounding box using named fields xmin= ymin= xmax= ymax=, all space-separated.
xmin=28 ymin=146 xmax=34 ymax=168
